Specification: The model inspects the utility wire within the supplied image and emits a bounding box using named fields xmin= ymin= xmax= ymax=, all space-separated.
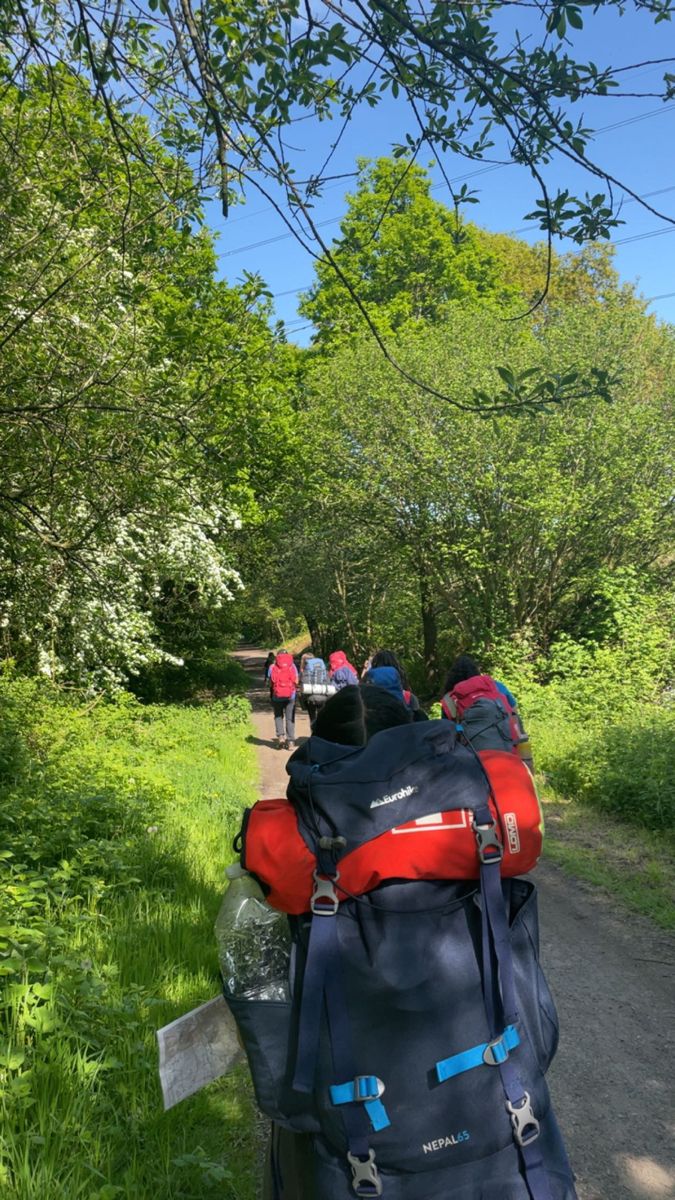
xmin=271 ymin=184 xmax=675 ymax=298
xmin=283 ymin=288 xmax=675 ymax=338
xmin=223 ymin=104 xmax=675 ymax=259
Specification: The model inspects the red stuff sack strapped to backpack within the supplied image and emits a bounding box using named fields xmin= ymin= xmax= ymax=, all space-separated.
xmin=241 ymin=749 xmax=543 ymax=914
xmin=269 ymin=652 xmax=297 ymax=700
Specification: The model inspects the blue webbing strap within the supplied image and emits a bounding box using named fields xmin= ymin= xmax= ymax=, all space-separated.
xmin=292 ymin=894 xmax=384 ymax=1194
xmin=323 ymin=946 xmax=373 ymax=1159
xmin=435 ymin=1025 xmax=520 ymax=1082
xmin=330 ymin=1077 xmax=391 ymax=1133
xmin=292 ymin=910 xmax=335 ymax=1093
xmin=478 ymin=853 xmax=553 ymax=1200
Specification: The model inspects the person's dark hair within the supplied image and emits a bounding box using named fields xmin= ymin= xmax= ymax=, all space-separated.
xmin=313 ymin=684 xmax=412 ymax=746
xmin=370 ymin=649 xmax=408 ymax=689
xmin=443 ymin=654 xmax=481 ymax=694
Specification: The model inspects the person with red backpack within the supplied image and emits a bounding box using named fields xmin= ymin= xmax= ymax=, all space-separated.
xmin=328 ymin=650 xmax=359 ymax=690
xmin=440 ymin=655 xmax=534 ymax=771
xmin=269 ymin=650 xmax=299 ymax=750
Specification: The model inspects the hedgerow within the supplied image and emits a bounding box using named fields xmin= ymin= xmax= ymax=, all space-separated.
xmin=0 ymin=676 xmax=258 ymax=1199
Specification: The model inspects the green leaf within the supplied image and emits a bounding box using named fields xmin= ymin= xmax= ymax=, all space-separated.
xmin=0 ymin=1041 xmax=25 ymax=1069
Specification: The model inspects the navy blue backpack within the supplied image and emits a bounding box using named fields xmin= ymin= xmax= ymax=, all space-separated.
xmin=228 ymin=721 xmax=577 ymax=1200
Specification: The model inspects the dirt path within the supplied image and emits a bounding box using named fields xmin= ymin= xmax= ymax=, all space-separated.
xmin=233 ymin=649 xmax=675 ymax=1200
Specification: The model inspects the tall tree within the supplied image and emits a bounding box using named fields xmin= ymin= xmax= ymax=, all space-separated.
xmin=300 ymin=157 xmax=640 ymax=349
xmin=2 ymin=2 xmax=673 ymax=410
xmin=270 ymin=302 xmax=674 ymax=683
xmin=299 ymin=157 xmax=512 ymax=347
xmin=0 ymin=71 xmax=297 ymax=684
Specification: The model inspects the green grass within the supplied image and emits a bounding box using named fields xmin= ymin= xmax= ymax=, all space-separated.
xmin=517 ymin=692 xmax=675 ymax=929
xmin=539 ymin=788 xmax=675 ymax=931
xmin=0 ymin=681 xmax=261 ymax=1199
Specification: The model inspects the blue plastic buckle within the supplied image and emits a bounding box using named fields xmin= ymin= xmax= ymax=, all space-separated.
xmin=330 ymin=1076 xmax=391 ymax=1132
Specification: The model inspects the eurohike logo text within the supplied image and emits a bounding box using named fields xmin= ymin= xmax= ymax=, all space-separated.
xmin=370 ymin=785 xmax=418 ymax=809
xmin=422 ymin=1130 xmax=470 ymax=1154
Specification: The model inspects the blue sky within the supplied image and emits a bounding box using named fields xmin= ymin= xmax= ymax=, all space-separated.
xmin=205 ymin=4 xmax=675 ymax=341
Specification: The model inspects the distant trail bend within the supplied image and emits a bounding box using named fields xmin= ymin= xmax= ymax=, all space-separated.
xmin=233 ymin=648 xmax=675 ymax=1200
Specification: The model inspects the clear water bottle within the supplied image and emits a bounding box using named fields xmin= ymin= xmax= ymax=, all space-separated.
xmin=215 ymin=864 xmax=291 ymax=1001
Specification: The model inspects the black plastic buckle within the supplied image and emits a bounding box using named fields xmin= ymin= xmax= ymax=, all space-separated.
xmin=506 ymin=1091 xmax=541 ymax=1147
xmin=472 ymin=819 xmax=504 ymax=864
xmin=347 ymin=1149 xmax=383 ymax=1197
xmin=310 ymin=869 xmax=340 ymax=916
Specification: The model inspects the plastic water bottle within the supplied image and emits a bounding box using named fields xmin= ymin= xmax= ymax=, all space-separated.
xmin=215 ymin=864 xmax=290 ymax=1001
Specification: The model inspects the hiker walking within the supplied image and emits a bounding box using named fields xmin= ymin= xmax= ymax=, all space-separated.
xmin=440 ymin=654 xmax=533 ymax=770
xmin=299 ymin=651 xmax=333 ymax=727
xmin=363 ymin=648 xmax=425 ymax=718
xmin=228 ymin=683 xmax=575 ymax=1199
xmin=268 ymin=650 xmax=298 ymax=750
xmin=328 ymin=649 xmax=359 ymax=690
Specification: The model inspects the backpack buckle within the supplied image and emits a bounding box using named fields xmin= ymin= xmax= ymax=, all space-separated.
xmin=351 ymin=1074 xmax=385 ymax=1102
xmin=506 ymin=1091 xmax=540 ymax=1147
xmin=311 ymin=869 xmax=340 ymax=916
xmin=483 ymin=1033 xmax=512 ymax=1067
xmin=347 ymin=1149 xmax=383 ymax=1197
xmin=472 ymin=819 xmax=504 ymax=864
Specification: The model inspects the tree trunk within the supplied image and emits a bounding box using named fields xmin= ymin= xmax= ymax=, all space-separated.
xmin=419 ymin=563 xmax=439 ymax=687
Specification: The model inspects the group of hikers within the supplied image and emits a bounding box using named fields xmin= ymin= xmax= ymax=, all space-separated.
xmin=264 ymin=646 xmax=530 ymax=765
xmin=224 ymin=644 xmax=575 ymax=1198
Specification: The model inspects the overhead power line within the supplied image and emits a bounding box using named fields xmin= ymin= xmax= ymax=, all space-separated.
xmin=223 ymin=103 xmax=675 ymax=259
xmin=270 ymin=184 xmax=675 ymax=299
xmin=614 ymin=224 xmax=675 ymax=245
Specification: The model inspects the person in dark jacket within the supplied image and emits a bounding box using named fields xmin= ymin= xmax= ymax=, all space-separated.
xmin=365 ymin=649 xmax=426 ymax=718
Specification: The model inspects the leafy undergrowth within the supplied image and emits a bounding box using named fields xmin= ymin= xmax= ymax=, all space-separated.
xmin=0 ymin=678 xmax=260 ymax=1199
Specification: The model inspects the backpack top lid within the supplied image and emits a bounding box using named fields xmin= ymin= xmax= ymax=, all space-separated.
xmin=275 ymin=651 xmax=294 ymax=669
xmin=302 ymin=656 xmax=327 ymax=682
xmin=286 ymin=719 xmax=490 ymax=860
xmin=243 ymin=745 xmax=543 ymax=912
xmin=329 ymin=649 xmax=357 ymax=674
xmin=364 ymin=665 xmax=405 ymax=704
xmin=304 ymin=656 xmax=325 ymax=671
xmin=451 ymin=674 xmax=511 ymax=712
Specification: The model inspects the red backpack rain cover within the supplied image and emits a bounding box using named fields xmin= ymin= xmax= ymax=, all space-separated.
xmin=242 ymin=750 xmax=543 ymax=914
xmin=269 ymin=652 xmax=297 ymax=699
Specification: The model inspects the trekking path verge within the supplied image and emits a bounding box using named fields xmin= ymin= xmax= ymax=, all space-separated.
xmin=233 ymin=649 xmax=675 ymax=1200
